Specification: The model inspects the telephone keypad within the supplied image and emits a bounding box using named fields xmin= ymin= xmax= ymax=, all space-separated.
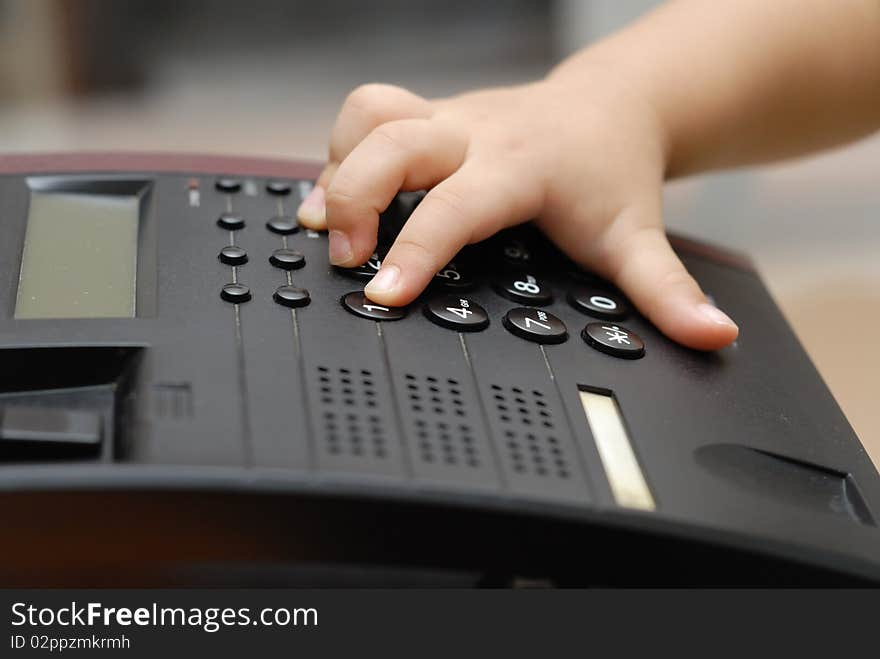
xmin=214 ymin=179 xmax=646 ymax=357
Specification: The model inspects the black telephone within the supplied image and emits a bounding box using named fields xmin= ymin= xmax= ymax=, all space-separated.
xmin=0 ymin=152 xmax=875 ymax=586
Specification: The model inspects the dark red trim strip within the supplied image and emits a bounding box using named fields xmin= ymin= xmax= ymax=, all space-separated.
xmin=0 ymin=151 xmax=324 ymax=179
xmin=668 ymin=233 xmax=754 ymax=272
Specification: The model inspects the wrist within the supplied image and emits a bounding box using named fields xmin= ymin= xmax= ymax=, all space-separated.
xmin=544 ymin=50 xmax=673 ymax=178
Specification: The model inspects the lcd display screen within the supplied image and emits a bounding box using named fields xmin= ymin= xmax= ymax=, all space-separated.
xmin=578 ymin=388 xmax=655 ymax=511
xmin=15 ymin=190 xmax=141 ymax=319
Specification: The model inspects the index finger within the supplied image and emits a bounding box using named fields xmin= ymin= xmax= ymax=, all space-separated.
xmin=297 ymin=84 xmax=433 ymax=229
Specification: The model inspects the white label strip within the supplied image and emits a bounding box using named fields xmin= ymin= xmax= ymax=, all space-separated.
xmin=578 ymin=389 xmax=655 ymax=511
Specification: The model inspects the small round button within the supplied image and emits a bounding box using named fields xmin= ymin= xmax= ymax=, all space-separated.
xmin=496 ymin=237 xmax=533 ymax=269
xmin=341 ymin=291 xmax=406 ymax=321
xmin=493 ymin=273 xmax=553 ymax=305
xmin=266 ymin=215 xmax=299 ymax=235
xmin=582 ymin=322 xmax=645 ymax=359
xmin=266 ymin=181 xmax=292 ymax=195
xmin=220 ymin=283 xmax=251 ymax=304
xmin=218 ymin=245 xmax=248 ymax=266
xmin=215 ymin=178 xmax=242 ymax=193
xmin=424 ymin=295 xmax=489 ymax=332
xmin=502 ymin=308 xmax=568 ymax=344
xmin=337 ymin=253 xmax=382 ymax=280
xmin=431 ymin=261 xmax=474 ymax=289
xmin=273 ymin=285 xmax=310 ymax=308
xmin=568 ymin=285 xmax=628 ymax=320
xmin=217 ymin=212 xmax=245 ymax=230
xmin=269 ymin=248 xmax=305 ymax=270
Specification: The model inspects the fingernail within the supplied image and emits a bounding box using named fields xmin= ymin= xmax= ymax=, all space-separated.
xmin=297 ymin=185 xmax=325 ymax=225
xmin=365 ymin=264 xmax=400 ymax=296
xmin=698 ymin=303 xmax=738 ymax=328
xmin=328 ymin=230 xmax=353 ymax=264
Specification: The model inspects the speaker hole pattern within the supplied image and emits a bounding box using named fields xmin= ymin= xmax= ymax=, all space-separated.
xmin=490 ymin=384 xmax=569 ymax=479
xmin=317 ymin=366 xmax=386 ymax=459
xmin=404 ymin=373 xmax=480 ymax=469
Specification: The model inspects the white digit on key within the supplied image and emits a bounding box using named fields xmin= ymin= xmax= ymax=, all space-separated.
xmin=447 ymin=306 xmax=473 ymax=319
xmin=524 ymin=316 xmax=551 ymax=330
xmin=590 ymin=295 xmax=616 ymax=310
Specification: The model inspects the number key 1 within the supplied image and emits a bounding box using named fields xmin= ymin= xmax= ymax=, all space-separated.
xmin=341 ymin=291 xmax=407 ymax=321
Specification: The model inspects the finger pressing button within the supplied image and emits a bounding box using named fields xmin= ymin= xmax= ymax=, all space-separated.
xmin=341 ymin=291 xmax=406 ymax=321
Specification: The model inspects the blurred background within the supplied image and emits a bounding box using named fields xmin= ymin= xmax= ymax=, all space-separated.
xmin=0 ymin=0 xmax=876 ymax=460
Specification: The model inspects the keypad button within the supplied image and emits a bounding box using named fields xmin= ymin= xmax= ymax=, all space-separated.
xmin=220 ymin=283 xmax=252 ymax=304
xmin=217 ymin=212 xmax=245 ymax=231
xmin=496 ymin=237 xmax=534 ymax=269
xmin=341 ymin=291 xmax=406 ymax=321
xmin=431 ymin=261 xmax=474 ymax=289
xmin=266 ymin=215 xmax=299 ymax=235
xmin=493 ymin=273 xmax=553 ymax=305
xmin=266 ymin=181 xmax=292 ymax=195
xmin=218 ymin=245 xmax=248 ymax=266
xmin=568 ymin=285 xmax=628 ymax=320
xmin=269 ymin=248 xmax=305 ymax=270
xmin=582 ymin=322 xmax=645 ymax=359
xmin=424 ymin=295 xmax=489 ymax=332
xmin=336 ymin=253 xmax=382 ymax=280
xmin=502 ymin=308 xmax=568 ymax=344
xmin=215 ymin=178 xmax=242 ymax=193
xmin=273 ymin=285 xmax=310 ymax=308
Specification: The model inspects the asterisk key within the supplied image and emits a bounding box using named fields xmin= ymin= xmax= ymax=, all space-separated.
xmin=602 ymin=326 xmax=631 ymax=344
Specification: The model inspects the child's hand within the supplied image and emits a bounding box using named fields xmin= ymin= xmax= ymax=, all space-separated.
xmin=297 ymin=76 xmax=738 ymax=350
